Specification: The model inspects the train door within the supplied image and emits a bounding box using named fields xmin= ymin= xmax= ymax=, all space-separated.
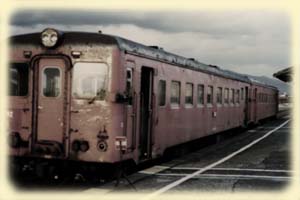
xmin=33 ymin=58 xmax=69 ymax=156
xmin=125 ymin=61 xmax=136 ymax=150
xmin=139 ymin=67 xmax=154 ymax=160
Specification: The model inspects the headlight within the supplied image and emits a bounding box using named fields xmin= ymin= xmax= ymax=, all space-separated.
xmin=41 ymin=28 xmax=59 ymax=47
xmin=97 ymin=141 xmax=108 ymax=152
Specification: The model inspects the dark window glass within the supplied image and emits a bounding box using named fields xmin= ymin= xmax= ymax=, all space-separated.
xmin=171 ymin=81 xmax=180 ymax=105
xmin=43 ymin=68 xmax=60 ymax=97
xmin=217 ymin=87 xmax=222 ymax=104
xmin=207 ymin=86 xmax=213 ymax=104
xmin=230 ymin=89 xmax=235 ymax=104
xmin=236 ymin=90 xmax=240 ymax=103
xmin=241 ymin=88 xmax=244 ymax=100
xmin=126 ymin=68 xmax=133 ymax=105
xmin=259 ymin=93 xmax=262 ymax=102
xmin=265 ymin=94 xmax=267 ymax=102
xmin=224 ymin=88 xmax=229 ymax=104
xmin=197 ymin=84 xmax=204 ymax=105
xmin=9 ymin=63 xmax=29 ymax=96
xmin=185 ymin=83 xmax=193 ymax=105
xmin=158 ymin=80 xmax=166 ymax=106
xmin=126 ymin=68 xmax=133 ymax=94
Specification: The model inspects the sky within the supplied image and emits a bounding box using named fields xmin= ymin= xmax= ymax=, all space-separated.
xmin=10 ymin=10 xmax=291 ymax=78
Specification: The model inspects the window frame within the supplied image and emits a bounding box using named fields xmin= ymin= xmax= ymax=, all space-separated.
xmin=197 ymin=84 xmax=205 ymax=107
xmin=236 ymin=89 xmax=240 ymax=104
xmin=158 ymin=79 xmax=167 ymax=107
xmin=9 ymin=62 xmax=29 ymax=97
xmin=42 ymin=66 xmax=62 ymax=98
xmin=170 ymin=80 xmax=181 ymax=107
xmin=207 ymin=85 xmax=213 ymax=106
xmin=217 ymin=87 xmax=223 ymax=105
xmin=71 ymin=62 xmax=109 ymax=100
xmin=224 ymin=88 xmax=229 ymax=104
xmin=241 ymin=88 xmax=244 ymax=101
xmin=230 ymin=88 xmax=235 ymax=105
xmin=185 ymin=82 xmax=194 ymax=107
xmin=126 ymin=67 xmax=133 ymax=94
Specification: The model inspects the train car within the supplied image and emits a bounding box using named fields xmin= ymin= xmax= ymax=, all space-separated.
xmin=8 ymin=28 xmax=278 ymax=178
xmin=248 ymin=79 xmax=278 ymax=123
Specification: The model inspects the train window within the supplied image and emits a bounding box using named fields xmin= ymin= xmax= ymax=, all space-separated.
xmin=236 ymin=90 xmax=240 ymax=104
xmin=72 ymin=62 xmax=108 ymax=100
xmin=43 ymin=68 xmax=61 ymax=97
xmin=185 ymin=83 xmax=193 ymax=105
xmin=126 ymin=68 xmax=133 ymax=94
xmin=217 ymin=87 xmax=222 ymax=104
xmin=207 ymin=86 xmax=213 ymax=105
xmin=258 ymin=93 xmax=261 ymax=102
xmin=197 ymin=84 xmax=204 ymax=105
xmin=9 ymin=63 xmax=29 ymax=96
xmin=260 ymin=93 xmax=262 ymax=102
xmin=265 ymin=94 xmax=267 ymax=103
xmin=158 ymin=80 xmax=166 ymax=106
xmin=171 ymin=81 xmax=181 ymax=106
xmin=224 ymin=88 xmax=229 ymax=104
xmin=125 ymin=68 xmax=133 ymax=105
xmin=230 ymin=89 xmax=235 ymax=104
xmin=241 ymin=88 xmax=244 ymax=100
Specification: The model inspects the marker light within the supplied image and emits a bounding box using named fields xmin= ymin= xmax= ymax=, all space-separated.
xmin=80 ymin=141 xmax=89 ymax=152
xmin=41 ymin=28 xmax=59 ymax=48
xmin=72 ymin=140 xmax=80 ymax=152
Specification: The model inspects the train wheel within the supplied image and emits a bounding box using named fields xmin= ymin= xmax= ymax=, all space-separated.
xmin=10 ymin=161 xmax=22 ymax=181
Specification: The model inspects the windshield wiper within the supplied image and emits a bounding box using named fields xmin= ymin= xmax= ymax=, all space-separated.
xmin=87 ymin=89 xmax=106 ymax=104
xmin=88 ymin=96 xmax=97 ymax=104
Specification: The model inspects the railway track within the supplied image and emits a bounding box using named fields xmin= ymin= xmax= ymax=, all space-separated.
xmin=82 ymin=114 xmax=290 ymax=195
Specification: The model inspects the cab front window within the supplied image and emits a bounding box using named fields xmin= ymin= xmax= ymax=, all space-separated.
xmin=72 ymin=62 xmax=108 ymax=100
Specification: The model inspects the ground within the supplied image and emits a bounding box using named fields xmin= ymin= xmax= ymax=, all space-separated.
xmin=83 ymin=113 xmax=290 ymax=195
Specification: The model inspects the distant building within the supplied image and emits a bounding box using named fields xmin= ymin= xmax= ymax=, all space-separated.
xmin=279 ymin=93 xmax=290 ymax=104
xmin=273 ymin=67 xmax=292 ymax=104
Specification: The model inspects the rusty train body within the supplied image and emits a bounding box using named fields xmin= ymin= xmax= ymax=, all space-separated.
xmin=9 ymin=28 xmax=278 ymax=175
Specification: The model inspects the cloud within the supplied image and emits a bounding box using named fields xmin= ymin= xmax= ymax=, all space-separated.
xmin=10 ymin=10 xmax=291 ymax=77
xmin=11 ymin=10 xmax=290 ymax=35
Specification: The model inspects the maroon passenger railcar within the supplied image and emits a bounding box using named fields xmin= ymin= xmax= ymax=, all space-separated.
xmin=8 ymin=28 xmax=278 ymax=176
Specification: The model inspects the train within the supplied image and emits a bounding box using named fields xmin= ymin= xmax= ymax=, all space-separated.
xmin=8 ymin=28 xmax=278 ymax=180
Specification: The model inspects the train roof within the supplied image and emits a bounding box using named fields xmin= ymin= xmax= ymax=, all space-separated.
xmin=10 ymin=30 xmax=277 ymax=90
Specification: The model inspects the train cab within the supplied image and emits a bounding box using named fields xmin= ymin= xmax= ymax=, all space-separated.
xmin=9 ymin=28 xmax=132 ymax=166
